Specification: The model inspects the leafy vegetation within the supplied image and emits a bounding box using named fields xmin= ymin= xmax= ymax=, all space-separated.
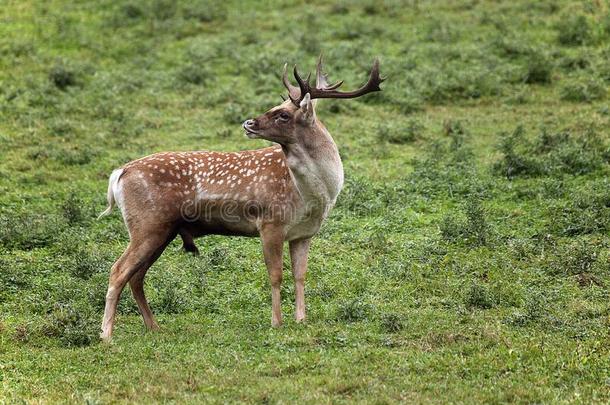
xmin=1 ymin=0 xmax=610 ymax=403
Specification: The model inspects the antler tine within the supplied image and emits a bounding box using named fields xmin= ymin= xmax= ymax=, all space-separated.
xmin=325 ymin=80 xmax=344 ymax=90
xmin=316 ymin=54 xmax=329 ymax=89
xmin=282 ymin=63 xmax=301 ymax=102
xmin=316 ymin=53 xmax=344 ymax=90
xmin=293 ymin=66 xmax=310 ymax=90
xmin=291 ymin=65 xmax=312 ymax=106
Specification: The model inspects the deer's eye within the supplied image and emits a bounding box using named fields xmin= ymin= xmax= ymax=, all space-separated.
xmin=277 ymin=112 xmax=291 ymax=121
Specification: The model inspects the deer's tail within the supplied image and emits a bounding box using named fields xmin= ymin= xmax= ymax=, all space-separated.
xmin=98 ymin=169 xmax=124 ymax=219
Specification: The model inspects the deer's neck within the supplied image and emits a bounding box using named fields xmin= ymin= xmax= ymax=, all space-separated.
xmin=282 ymin=123 xmax=344 ymax=212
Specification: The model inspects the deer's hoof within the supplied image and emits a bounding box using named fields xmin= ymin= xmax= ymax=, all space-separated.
xmin=100 ymin=333 xmax=112 ymax=344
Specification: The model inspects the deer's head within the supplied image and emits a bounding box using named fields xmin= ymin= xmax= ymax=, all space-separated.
xmin=243 ymin=57 xmax=384 ymax=145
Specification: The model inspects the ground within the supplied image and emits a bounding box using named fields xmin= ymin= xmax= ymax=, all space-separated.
xmin=1 ymin=0 xmax=610 ymax=403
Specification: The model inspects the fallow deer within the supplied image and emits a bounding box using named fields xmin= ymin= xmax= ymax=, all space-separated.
xmin=98 ymin=57 xmax=383 ymax=341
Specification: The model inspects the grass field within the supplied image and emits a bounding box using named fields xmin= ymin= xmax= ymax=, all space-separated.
xmin=2 ymin=0 xmax=610 ymax=403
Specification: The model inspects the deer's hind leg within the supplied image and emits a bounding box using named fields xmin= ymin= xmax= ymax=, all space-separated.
xmin=100 ymin=229 xmax=174 ymax=342
xmin=128 ymin=248 xmax=167 ymax=331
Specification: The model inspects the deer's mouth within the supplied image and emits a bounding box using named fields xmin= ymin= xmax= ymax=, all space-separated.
xmin=244 ymin=129 xmax=260 ymax=139
xmin=243 ymin=122 xmax=260 ymax=138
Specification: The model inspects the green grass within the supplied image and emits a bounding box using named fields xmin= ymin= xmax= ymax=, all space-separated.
xmin=2 ymin=0 xmax=610 ymax=403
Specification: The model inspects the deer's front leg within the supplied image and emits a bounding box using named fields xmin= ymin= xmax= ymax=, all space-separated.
xmin=289 ymin=238 xmax=311 ymax=322
xmin=260 ymin=225 xmax=285 ymax=327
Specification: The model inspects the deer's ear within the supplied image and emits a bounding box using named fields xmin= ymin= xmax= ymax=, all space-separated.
xmin=299 ymin=93 xmax=316 ymax=123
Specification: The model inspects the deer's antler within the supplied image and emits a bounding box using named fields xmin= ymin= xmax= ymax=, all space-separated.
xmin=287 ymin=58 xmax=384 ymax=106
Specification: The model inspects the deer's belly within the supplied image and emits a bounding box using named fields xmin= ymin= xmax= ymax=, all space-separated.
xmin=181 ymin=200 xmax=260 ymax=237
xmin=184 ymin=220 xmax=259 ymax=237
